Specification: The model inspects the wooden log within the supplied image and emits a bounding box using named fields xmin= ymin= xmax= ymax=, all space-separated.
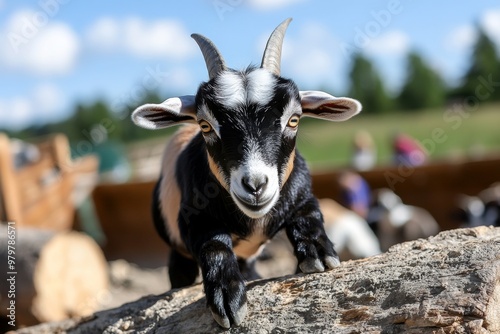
xmin=0 ymin=227 xmax=109 ymax=327
xmin=16 ymin=226 xmax=500 ymax=333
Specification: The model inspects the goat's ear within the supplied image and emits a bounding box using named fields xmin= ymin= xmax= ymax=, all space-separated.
xmin=300 ymin=91 xmax=361 ymax=122
xmin=132 ymin=95 xmax=197 ymax=130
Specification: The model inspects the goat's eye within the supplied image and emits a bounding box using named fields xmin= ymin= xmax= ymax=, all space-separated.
xmin=287 ymin=115 xmax=300 ymax=128
xmin=199 ymin=120 xmax=213 ymax=133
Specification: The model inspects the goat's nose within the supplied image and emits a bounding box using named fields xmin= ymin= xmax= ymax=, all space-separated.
xmin=242 ymin=175 xmax=268 ymax=196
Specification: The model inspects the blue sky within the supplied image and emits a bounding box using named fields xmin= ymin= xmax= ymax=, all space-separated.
xmin=1 ymin=0 xmax=500 ymax=130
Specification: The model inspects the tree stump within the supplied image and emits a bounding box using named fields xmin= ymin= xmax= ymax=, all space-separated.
xmin=0 ymin=227 xmax=108 ymax=327
xmin=15 ymin=226 xmax=500 ymax=333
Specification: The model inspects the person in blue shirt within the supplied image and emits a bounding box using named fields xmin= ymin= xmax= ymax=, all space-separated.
xmin=338 ymin=171 xmax=371 ymax=220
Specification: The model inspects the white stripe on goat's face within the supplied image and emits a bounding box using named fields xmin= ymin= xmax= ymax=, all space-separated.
xmin=197 ymin=68 xmax=301 ymax=218
xmin=230 ymin=142 xmax=280 ymax=218
xmin=215 ymin=69 xmax=276 ymax=109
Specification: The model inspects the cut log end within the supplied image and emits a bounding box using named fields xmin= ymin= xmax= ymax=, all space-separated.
xmin=0 ymin=228 xmax=109 ymax=326
xmin=32 ymin=232 xmax=109 ymax=322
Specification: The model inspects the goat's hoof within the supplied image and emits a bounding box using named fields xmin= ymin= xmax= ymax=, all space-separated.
xmin=299 ymin=258 xmax=324 ymax=273
xmin=211 ymin=300 xmax=247 ymax=328
xmin=299 ymin=255 xmax=340 ymax=273
xmin=324 ymin=255 xmax=341 ymax=269
xmin=207 ymin=280 xmax=247 ymax=328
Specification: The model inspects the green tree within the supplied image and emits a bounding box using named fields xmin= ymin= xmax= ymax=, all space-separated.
xmin=66 ymin=100 xmax=117 ymax=142
xmin=398 ymin=51 xmax=447 ymax=111
xmin=455 ymin=27 xmax=500 ymax=101
xmin=348 ymin=53 xmax=393 ymax=113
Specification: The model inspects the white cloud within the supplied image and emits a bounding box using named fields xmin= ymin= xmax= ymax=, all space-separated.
xmin=0 ymin=83 xmax=67 ymax=130
xmin=481 ymin=8 xmax=500 ymax=46
xmin=85 ymin=17 xmax=120 ymax=52
xmin=365 ymin=30 xmax=410 ymax=56
xmin=85 ymin=17 xmax=196 ymax=59
xmin=444 ymin=9 xmax=500 ymax=55
xmin=33 ymin=83 xmax=64 ymax=114
xmin=1 ymin=10 xmax=80 ymax=75
xmin=446 ymin=24 xmax=477 ymax=51
xmin=0 ymin=98 xmax=32 ymax=130
xmin=246 ymin=0 xmax=305 ymax=11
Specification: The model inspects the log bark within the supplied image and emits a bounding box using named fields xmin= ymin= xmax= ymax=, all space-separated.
xmin=16 ymin=226 xmax=500 ymax=334
xmin=0 ymin=227 xmax=108 ymax=326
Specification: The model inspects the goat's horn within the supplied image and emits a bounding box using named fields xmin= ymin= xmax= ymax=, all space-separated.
xmin=261 ymin=18 xmax=292 ymax=76
xmin=191 ymin=33 xmax=226 ymax=80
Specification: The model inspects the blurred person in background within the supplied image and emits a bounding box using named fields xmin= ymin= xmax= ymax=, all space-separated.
xmin=351 ymin=130 xmax=376 ymax=171
xmin=393 ymin=132 xmax=427 ymax=167
xmin=338 ymin=171 xmax=371 ymax=221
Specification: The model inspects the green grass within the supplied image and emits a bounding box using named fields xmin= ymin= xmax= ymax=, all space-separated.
xmin=297 ymin=102 xmax=500 ymax=170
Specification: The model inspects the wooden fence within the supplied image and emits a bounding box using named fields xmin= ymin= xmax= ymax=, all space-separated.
xmin=93 ymin=155 xmax=500 ymax=267
xmin=312 ymin=155 xmax=500 ymax=231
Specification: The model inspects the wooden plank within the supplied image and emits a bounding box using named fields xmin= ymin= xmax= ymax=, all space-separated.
xmin=38 ymin=201 xmax=74 ymax=230
xmin=16 ymin=158 xmax=58 ymax=209
xmin=16 ymin=157 xmax=54 ymax=182
xmin=22 ymin=173 xmax=75 ymax=231
xmin=92 ymin=181 xmax=168 ymax=267
xmin=50 ymin=134 xmax=72 ymax=173
xmin=0 ymin=133 xmax=24 ymax=225
xmin=0 ymin=133 xmax=97 ymax=231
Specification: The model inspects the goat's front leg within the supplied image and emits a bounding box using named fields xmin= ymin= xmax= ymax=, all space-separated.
xmin=286 ymin=198 xmax=340 ymax=273
xmin=193 ymin=233 xmax=247 ymax=328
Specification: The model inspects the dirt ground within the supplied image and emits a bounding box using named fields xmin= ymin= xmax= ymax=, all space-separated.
xmin=98 ymin=231 xmax=298 ymax=312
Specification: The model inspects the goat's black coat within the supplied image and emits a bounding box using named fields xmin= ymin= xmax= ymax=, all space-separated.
xmin=151 ymin=131 xmax=337 ymax=326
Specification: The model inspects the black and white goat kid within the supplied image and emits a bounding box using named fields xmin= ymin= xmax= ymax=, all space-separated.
xmin=132 ymin=18 xmax=362 ymax=328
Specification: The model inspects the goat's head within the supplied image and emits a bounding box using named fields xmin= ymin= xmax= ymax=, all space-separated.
xmin=132 ymin=18 xmax=362 ymax=218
